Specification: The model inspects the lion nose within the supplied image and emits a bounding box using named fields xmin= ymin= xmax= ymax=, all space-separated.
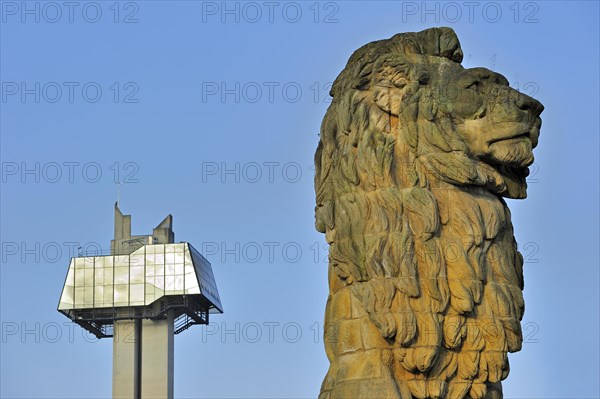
xmin=514 ymin=91 xmax=544 ymax=117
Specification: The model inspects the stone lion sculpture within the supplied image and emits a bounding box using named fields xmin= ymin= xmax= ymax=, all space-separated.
xmin=314 ymin=27 xmax=543 ymax=399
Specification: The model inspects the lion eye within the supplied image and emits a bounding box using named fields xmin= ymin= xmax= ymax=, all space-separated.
xmin=466 ymin=81 xmax=480 ymax=91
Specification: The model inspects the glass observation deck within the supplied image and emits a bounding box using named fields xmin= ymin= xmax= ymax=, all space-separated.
xmin=58 ymin=242 xmax=222 ymax=338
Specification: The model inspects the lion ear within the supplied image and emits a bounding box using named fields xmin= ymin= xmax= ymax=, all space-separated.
xmin=412 ymin=27 xmax=464 ymax=63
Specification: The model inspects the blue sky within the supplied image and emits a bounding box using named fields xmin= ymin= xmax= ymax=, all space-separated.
xmin=1 ymin=1 xmax=598 ymax=398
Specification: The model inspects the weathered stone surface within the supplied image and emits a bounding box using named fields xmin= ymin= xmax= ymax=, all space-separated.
xmin=314 ymin=27 xmax=543 ymax=399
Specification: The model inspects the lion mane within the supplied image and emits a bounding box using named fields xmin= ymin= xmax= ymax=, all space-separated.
xmin=314 ymin=28 xmax=535 ymax=399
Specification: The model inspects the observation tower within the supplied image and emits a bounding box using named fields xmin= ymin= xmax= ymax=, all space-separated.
xmin=58 ymin=204 xmax=223 ymax=399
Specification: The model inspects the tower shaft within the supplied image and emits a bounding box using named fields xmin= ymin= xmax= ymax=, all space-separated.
xmin=113 ymin=311 xmax=174 ymax=399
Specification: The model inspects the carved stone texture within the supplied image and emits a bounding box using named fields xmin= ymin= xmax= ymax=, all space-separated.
xmin=314 ymin=27 xmax=543 ymax=399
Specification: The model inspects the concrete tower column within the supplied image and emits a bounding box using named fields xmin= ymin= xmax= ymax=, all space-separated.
xmin=113 ymin=320 xmax=139 ymax=399
xmin=112 ymin=312 xmax=174 ymax=399
xmin=141 ymin=310 xmax=174 ymax=399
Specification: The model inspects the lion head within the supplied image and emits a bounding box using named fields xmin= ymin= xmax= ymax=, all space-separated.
xmin=314 ymin=27 xmax=544 ymax=399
